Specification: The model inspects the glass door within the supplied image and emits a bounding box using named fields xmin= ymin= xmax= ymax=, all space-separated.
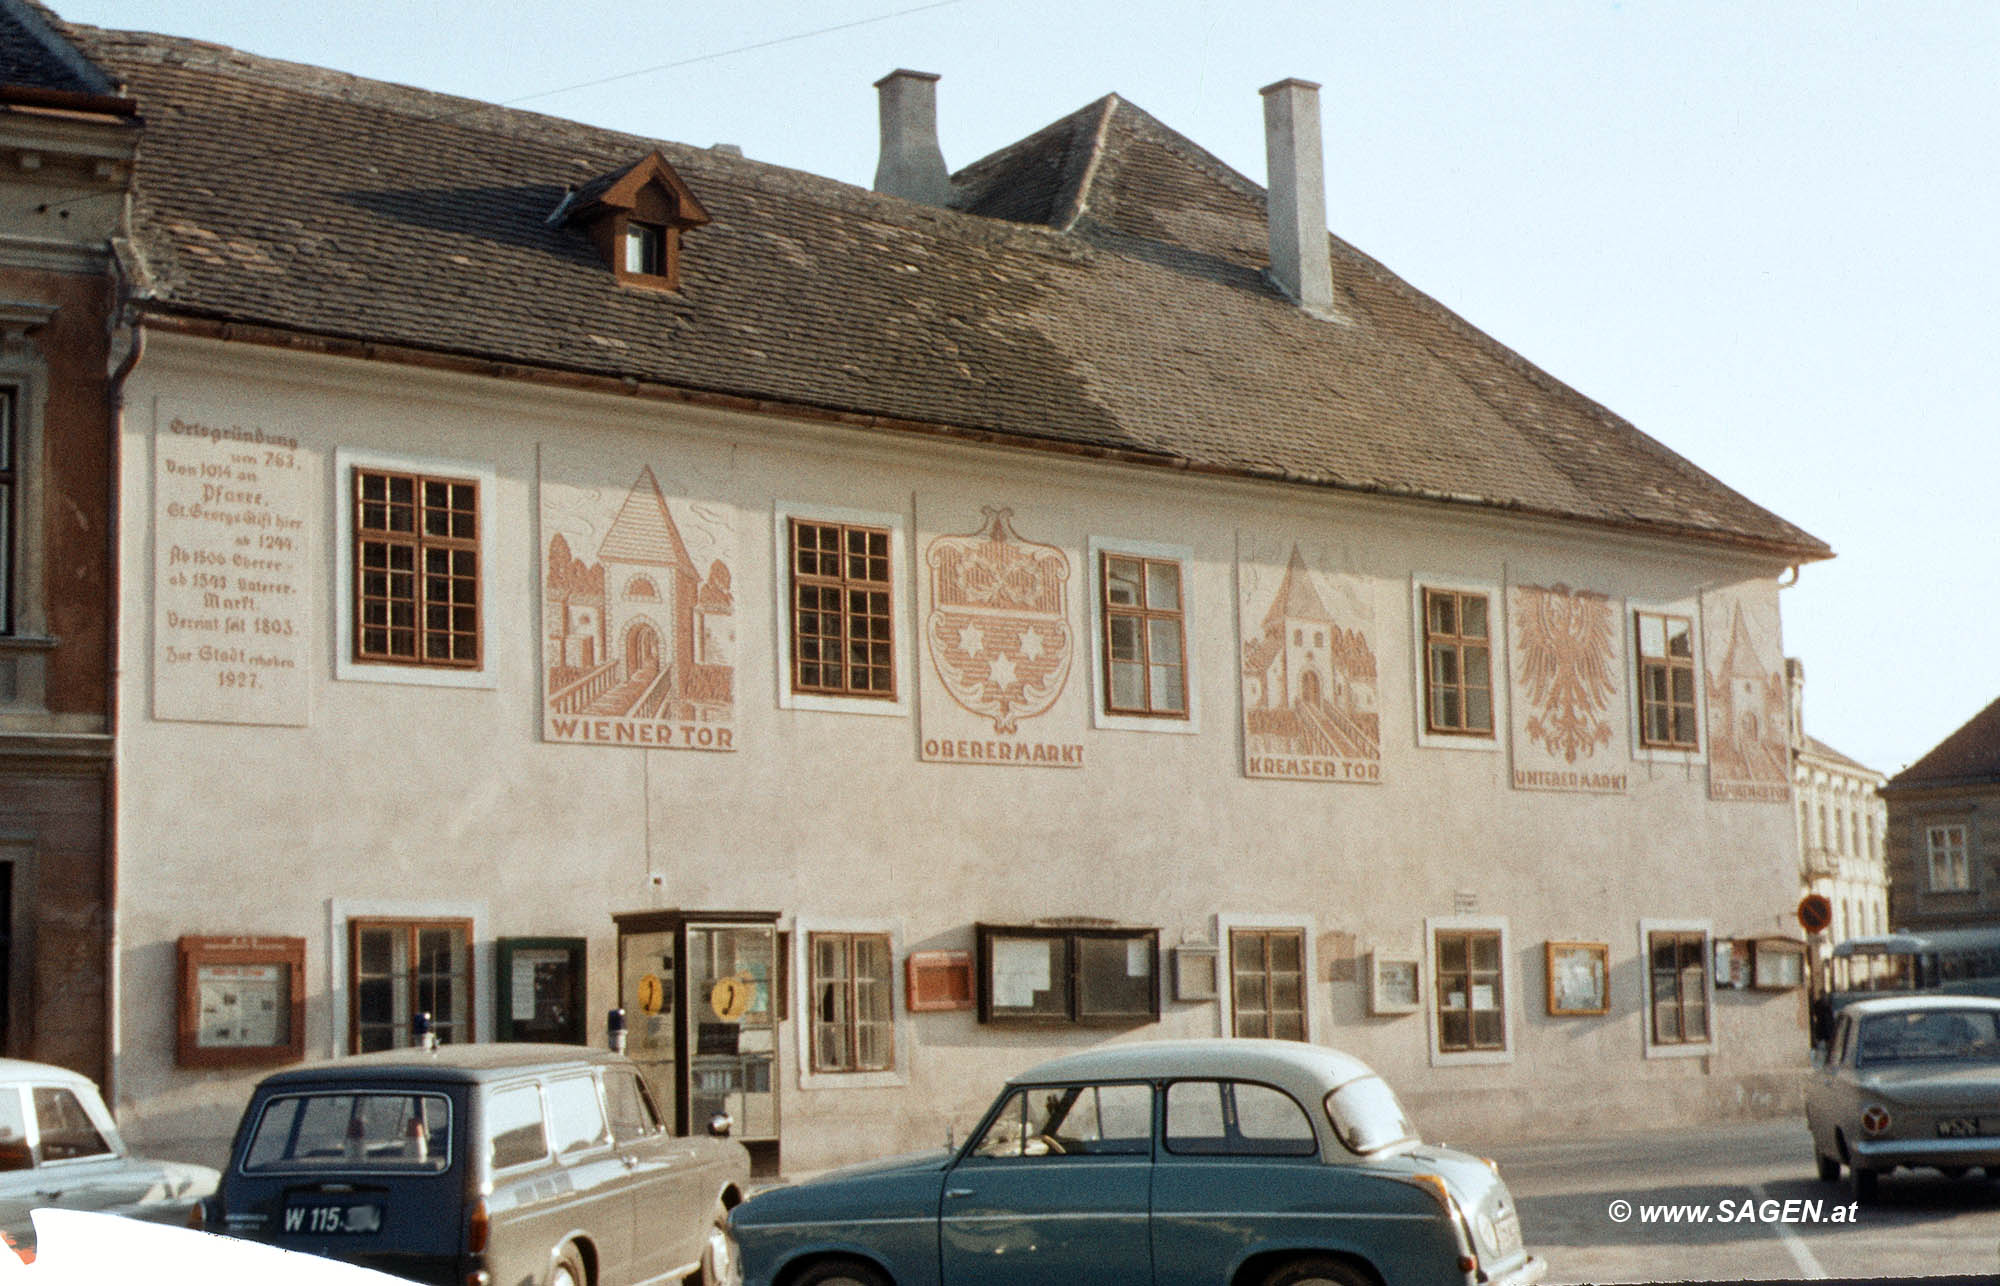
xmin=615 ymin=925 xmax=680 ymax=1133
xmin=684 ymin=922 xmax=779 ymax=1145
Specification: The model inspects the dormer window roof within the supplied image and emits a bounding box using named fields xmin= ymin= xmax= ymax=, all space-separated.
xmin=562 ymin=150 xmax=711 ymax=291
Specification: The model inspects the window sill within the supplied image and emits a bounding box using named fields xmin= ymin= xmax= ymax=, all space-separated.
xmin=797 ymin=1068 xmax=907 ymax=1092
xmin=1643 ymin=1040 xmax=1714 ymax=1061
xmin=1430 ymin=1047 xmax=1513 ymax=1068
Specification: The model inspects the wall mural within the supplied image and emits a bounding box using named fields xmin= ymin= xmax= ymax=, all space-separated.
xmin=1507 ymin=581 xmax=1626 ymax=793
xmin=918 ymin=505 xmax=1085 ymax=767
xmin=1704 ymin=587 xmax=1790 ymax=802
xmin=539 ymin=454 xmax=736 ymax=751
xmin=1239 ymin=541 xmax=1381 ymax=783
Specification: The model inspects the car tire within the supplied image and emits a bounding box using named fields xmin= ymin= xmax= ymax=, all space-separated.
xmin=548 ymin=1244 xmax=587 ymax=1286
xmin=1258 ymin=1254 xmax=1377 ymax=1286
xmin=788 ymin=1256 xmax=891 ymax=1286
xmin=1851 ymin=1166 xmax=1879 ymax=1203
xmin=696 ymin=1204 xmax=738 ymax=1286
xmin=1815 ymin=1149 xmax=1840 ymax=1182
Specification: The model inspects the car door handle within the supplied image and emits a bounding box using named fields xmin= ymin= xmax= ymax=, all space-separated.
xmin=944 ymin=1188 xmax=974 ymax=1199
xmin=33 ymin=1190 xmax=60 ymax=1201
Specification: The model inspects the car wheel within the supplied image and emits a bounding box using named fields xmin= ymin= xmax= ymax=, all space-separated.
xmin=697 ymin=1206 xmax=739 ymax=1286
xmin=548 ymin=1244 xmax=587 ymax=1286
xmin=1258 ymin=1254 xmax=1377 ymax=1286
xmin=1815 ymin=1149 xmax=1840 ymax=1182
xmin=788 ymin=1256 xmax=891 ymax=1286
xmin=1851 ymin=1166 xmax=1879 ymax=1203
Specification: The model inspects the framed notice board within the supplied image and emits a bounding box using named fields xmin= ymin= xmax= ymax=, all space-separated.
xmin=496 ymin=937 xmax=587 ymax=1044
xmin=176 ymin=935 xmax=306 ymax=1068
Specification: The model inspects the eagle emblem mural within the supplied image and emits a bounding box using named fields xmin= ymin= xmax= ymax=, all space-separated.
xmin=924 ymin=507 xmax=1072 ymax=735
xmin=1512 ymin=583 xmax=1616 ymax=763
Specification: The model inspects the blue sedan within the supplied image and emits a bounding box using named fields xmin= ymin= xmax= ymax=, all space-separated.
xmin=729 ymin=1039 xmax=1543 ymax=1286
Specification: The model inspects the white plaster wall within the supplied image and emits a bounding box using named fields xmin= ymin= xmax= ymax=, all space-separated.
xmin=113 ymin=334 xmax=1808 ymax=1167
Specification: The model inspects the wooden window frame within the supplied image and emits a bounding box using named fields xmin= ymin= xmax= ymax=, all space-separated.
xmin=1647 ymin=928 xmax=1710 ymax=1046
xmin=1421 ymin=587 xmax=1494 ymax=737
xmin=348 ymin=917 xmax=474 ymax=1054
xmin=1434 ymin=928 xmax=1507 ymax=1052
xmin=1635 ymin=610 xmax=1699 ymax=750
xmin=1928 ymin=823 xmax=1971 ymax=892
xmin=808 ymin=931 xmax=895 ymax=1074
xmin=975 ymin=924 xmax=1160 ymax=1025
xmin=352 ymin=467 xmax=482 ymax=669
xmin=1228 ymin=927 xmax=1308 ymax=1040
xmin=616 ymin=215 xmax=682 ymax=288
xmin=788 ymin=517 xmax=896 ymax=700
xmin=1099 ymin=551 xmax=1189 ymax=719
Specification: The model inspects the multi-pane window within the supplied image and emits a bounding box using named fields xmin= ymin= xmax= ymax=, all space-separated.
xmin=789 ymin=519 xmax=893 ymax=698
xmin=1422 ymin=588 xmax=1492 ymax=736
xmin=1101 ymin=553 xmax=1187 ymax=716
xmin=1928 ymin=824 xmax=1971 ymax=892
xmin=1434 ymin=929 xmax=1505 ymax=1052
xmin=0 ymin=389 xmax=14 ymax=636
xmin=1636 ymin=611 xmax=1698 ymax=749
xmin=354 ymin=469 xmax=480 ymax=667
xmin=350 ymin=919 xmax=472 ymax=1053
xmin=1648 ymin=930 xmax=1710 ymax=1046
xmin=809 ymin=932 xmax=894 ymax=1073
xmin=1229 ymin=928 xmax=1306 ymax=1040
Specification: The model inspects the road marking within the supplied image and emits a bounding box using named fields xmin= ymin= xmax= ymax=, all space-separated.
xmin=1747 ymin=1183 xmax=1828 ymax=1280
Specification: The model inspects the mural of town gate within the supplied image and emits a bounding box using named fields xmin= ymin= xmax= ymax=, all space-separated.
xmin=539 ymin=451 xmax=736 ymax=751
xmin=1506 ymin=580 xmax=1627 ymax=794
xmin=1703 ymin=586 xmax=1789 ymax=802
xmin=1238 ymin=540 xmax=1380 ymax=783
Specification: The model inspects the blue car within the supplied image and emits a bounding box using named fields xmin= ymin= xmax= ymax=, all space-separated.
xmin=730 ymin=1039 xmax=1543 ymax=1286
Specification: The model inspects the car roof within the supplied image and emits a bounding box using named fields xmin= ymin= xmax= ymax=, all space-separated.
xmin=253 ymin=1043 xmax=628 ymax=1089
xmin=1840 ymin=995 xmax=2000 ymax=1016
xmin=1007 ymin=1039 xmax=1377 ymax=1096
xmin=0 ymin=1058 xmax=99 ymax=1089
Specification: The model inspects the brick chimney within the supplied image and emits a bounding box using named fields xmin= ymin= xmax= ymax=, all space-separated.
xmin=873 ymin=69 xmax=950 ymax=206
xmin=1260 ymin=78 xmax=1334 ymax=314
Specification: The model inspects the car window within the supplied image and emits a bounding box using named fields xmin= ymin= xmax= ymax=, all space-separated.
xmin=604 ymin=1070 xmax=660 ymax=1141
xmin=1856 ymin=1009 xmax=2000 ymax=1065
xmin=545 ymin=1076 xmax=610 ymax=1156
xmin=1165 ymin=1080 xmax=1317 ymax=1157
xmin=970 ymin=1083 xmax=1150 ymax=1158
xmin=243 ymin=1093 xmax=451 ymax=1172
xmin=1324 ymin=1075 xmax=1417 ymax=1155
xmin=32 ymin=1087 xmax=111 ymax=1162
xmin=0 ymin=1089 xmax=28 ymax=1171
xmin=488 ymin=1084 xmax=548 ymax=1171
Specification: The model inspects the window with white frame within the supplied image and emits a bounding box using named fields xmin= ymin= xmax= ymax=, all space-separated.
xmin=772 ymin=502 xmax=910 ymax=717
xmin=1928 ymin=824 xmax=1971 ymax=892
xmin=1647 ymin=928 xmax=1709 ymax=1046
xmin=1227 ymin=927 xmax=1306 ymax=1040
xmin=1424 ymin=916 xmax=1512 ymax=1065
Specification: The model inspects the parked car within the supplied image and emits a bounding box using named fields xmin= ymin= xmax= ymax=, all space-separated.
xmin=207 ymin=1044 xmax=749 ymax=1286
xmin=1806 ymin=994 xmax=2000 ymax=1200
xmin=0 ymin=1057 xmax=217 ymax=1254
xmin=729 ymin=1039 xmax=1543 ymax=1286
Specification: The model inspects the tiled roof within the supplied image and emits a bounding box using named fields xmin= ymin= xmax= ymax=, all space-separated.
xmin=1885 ymin=697 xmax=2000 ymax=792
xmin=0 ymin=0 xmax=116 ymax=96
xmin=1800 ymin=734 xmax=1878 ymax=778
xmin=74 ymin=24 xmax=1828 ymax=561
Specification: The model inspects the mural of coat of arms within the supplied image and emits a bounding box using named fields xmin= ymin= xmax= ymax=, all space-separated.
xmin=1512 ymin=583 xmax=1616 ymax=762
xmin=925 ymin=508 xmax=1072 ymax=735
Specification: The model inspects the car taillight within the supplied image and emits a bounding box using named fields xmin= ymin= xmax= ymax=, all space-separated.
xmin=186 ymin=1199 xmax=205 ymax=1231
xmin=467 ymin=1197 xmax=489 ymax=1255
xmin=1861 ymin=1105 xmax=1891 ymax=1137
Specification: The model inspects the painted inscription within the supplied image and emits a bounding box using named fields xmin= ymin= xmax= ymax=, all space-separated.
xmin=919 ymin=506 xmax=1083 ymax=767
xmin=1704 ymin=590 xmax=1790 ymax=803
xmin=1508 ymin=582 xmax=1625 ymax=794
xmin=1239 ymin=543 xmax=1381 ymax=783
xmin=541 ymin=460 xmax=735 ymax=751
xmin=152 ymin=415 xmax=309 ymax=725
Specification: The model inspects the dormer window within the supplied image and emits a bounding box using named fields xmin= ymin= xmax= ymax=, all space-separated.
xmin=561 ymin=150 xmax=711 ymax=292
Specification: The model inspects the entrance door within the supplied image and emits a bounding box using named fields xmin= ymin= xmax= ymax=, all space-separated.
xmin=616 ymin=925 xmax=680 ymax=1133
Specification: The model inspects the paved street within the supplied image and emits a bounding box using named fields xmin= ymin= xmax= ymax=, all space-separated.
xmin=1487 ymin=1117 xmax=2000 ymax=1283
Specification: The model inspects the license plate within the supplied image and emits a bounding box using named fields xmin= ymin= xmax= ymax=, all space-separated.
xmin=1936 ymin=1117 xmax=1982 ymax=1138
xmin=282 ymin=1202 xmax=382 ymax=1235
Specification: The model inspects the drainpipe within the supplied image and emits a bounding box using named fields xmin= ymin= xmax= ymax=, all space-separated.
xmin=101 ymin=311 xmax=142 ymax=1104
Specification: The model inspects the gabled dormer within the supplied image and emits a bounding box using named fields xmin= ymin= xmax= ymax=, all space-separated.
xmin=560 ymin=151 xmax=710 ymax=291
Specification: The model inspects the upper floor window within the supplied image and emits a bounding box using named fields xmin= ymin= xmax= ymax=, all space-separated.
xmin=1422 ymin=587 xmax=1493 ymax=736
xmin=353 ymin=468 xmax=480 ymax=668
xmin=623 ymin=222 xmax=666 ymax=277
xmin=1635 ymin=611 xmax=1698 ymax=750
xmin=1929 ymin=824 xmax=1971 ymax=892
xmin=788 ymin=518 xmax=894 ymax=699
xmin=1101 ymin=553 xmax=1187 ymax=717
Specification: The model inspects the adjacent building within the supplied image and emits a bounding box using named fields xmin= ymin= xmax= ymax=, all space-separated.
xmin=11 ymin=1 xmax=1834 ymax=1172
xmin=1787 ymin=658 xmax=1890 ymax=947
xmin=1882 ymin=697 xmax=2000 ymax=932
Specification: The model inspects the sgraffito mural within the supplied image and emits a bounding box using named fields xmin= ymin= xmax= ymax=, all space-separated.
xmin=540 ymin=452 xmax=736 ymax=751
xmin=1507 ymin=581 xmax=1626 ymax=793
xmin=1239 ymin=541 xmax=1381 ymax=783
xmin=1703 ymin=587 xmax=1790 ymax=803
xmin=918 ymin=505 xmax=1084 ymax=767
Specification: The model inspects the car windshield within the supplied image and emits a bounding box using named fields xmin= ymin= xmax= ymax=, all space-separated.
xmin=1324 ymin=1075 xmax=1418 ymax=1154
xmin=1856 ymin=1009 xmax=2000 ymax=1066
xmin=243 ymin=1093 xmax=451 ymax=1172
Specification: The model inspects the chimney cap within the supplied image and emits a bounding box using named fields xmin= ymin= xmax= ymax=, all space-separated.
xmin=1260 ymin=77 xmax=1322 ymax=97
xmin=875 ymin=68 xmax=942 ymax=88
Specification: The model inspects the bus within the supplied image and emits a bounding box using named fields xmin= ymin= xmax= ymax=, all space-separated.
xmin=1824 ymin=927 xmax=2000 ymax=1018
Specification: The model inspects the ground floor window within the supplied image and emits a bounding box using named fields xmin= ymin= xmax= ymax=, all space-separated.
xmin=1229 ymin=927 xmax=1306 ymax=1040
xmin=1434 ymin=928 xmax=1505 ymax=1053
xmin=1648 ymin=928 xmax=1710 ymax=1045
xmin=350 ymin=919 xmax=472 ymax=1052
xmin=809 ymin=931 xmax=894 ymax=1073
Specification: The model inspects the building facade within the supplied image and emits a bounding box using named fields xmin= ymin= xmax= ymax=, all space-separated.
xmin=1881 ymin=697 xmax=2000 ymax=933
xmin=19 ymin=7 xmax=1833 ymax=1172
xmin=1787 ymin=659 xmax=1890 ymax=949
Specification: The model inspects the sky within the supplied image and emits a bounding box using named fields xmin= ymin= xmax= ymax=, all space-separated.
xmin=55 ymin=0 xmax=2000 ymax=776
